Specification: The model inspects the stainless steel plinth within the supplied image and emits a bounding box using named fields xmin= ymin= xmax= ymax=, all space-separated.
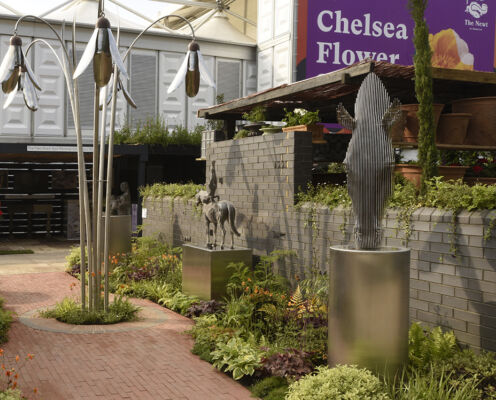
xmin=328 ymin=245 xmax=410 ymax=374
xmin=102 ymin=215 xmax=132 ymax=256
xmin=182 ymin=244 xmax=252 ymax=300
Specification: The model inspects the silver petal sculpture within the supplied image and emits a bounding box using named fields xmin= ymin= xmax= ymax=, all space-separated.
xmin=337 ymin=72 xmax=401 ymax=249
xmin=73 ymin=17 xmax=128 ymax=87
xmin=0 ymin=35 xmax=41 ymax=111
xmin=99 ymin=75 xmax=137 ymax=109
xmin=168 ymin=40 xmax=215 ymax=97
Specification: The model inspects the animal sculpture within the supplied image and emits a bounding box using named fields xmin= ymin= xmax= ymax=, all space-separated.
xmin=196 ymin=190 xmax=240 ymax=249
xmin=337 ymin=72 xmax=401 ymax=249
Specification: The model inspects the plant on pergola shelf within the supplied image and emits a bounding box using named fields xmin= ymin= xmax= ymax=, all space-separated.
xmin=0 ymin=0 xmax=214 ymax=313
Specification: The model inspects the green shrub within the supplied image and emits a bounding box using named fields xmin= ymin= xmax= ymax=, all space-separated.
xmin=211 ymin=336 xmax=265 ymax=380
xmin=190 ymin=314 xmax=237 ymax=363
xmin=40 ymin=296 xmax=140 ymax=325
xmin=139 ymin=182 xmax=204 ymax=200
xmin=0 ymin=298 xmax=12 ymax=344
xmin=408 ymin=323 xmax=458 ymax=371
xmin=387 ymin=367 xmax=481 ymax=400
xmin=250 ymin=376 xmax=288 ymax=400
xmin=233 ymin=129 xmax=250 ymax=140
xmin=114 ymin=116 xmax=203 ymax=146
xmin=242 ymin=106 xmax=267 ymax=123
xmin=0 ymin=389 xmax=23 ymax=400
xmin=286 ymin=365 xmax=390 ymax=400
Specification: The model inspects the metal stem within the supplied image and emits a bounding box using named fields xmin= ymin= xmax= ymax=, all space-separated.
xmin=96 ymin=84 xmax=108 ymax=311
xmin=104 ymin=66 xmax=119 ymax=312
xmin=91 ymin=85 xmax=101 ymax=311
xmin=123 ymin=14 xmax=196 ymax=61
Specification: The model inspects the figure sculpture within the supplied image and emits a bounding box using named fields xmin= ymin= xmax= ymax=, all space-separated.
xmin=196 ymin=162 xmax=240 ymax=249
xmin=110 ymin=181 xmax=131 ymax=215
xmin=337 ymin=73 xmax=401 ymax=249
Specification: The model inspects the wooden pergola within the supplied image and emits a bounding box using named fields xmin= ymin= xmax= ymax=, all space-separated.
xmin=198 ymin=60 xmax=496 ymax=142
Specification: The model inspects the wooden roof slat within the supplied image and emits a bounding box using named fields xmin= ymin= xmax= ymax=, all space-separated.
xmin=198 ymin=61 xmax=496 ymax=122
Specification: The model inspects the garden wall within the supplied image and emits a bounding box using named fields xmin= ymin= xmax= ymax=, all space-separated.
xmin=142 ymin=131 xmax=496 ymax=352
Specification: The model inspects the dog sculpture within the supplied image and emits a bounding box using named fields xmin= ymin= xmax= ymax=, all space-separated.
xmin=195 ymin=190 xmax=240 ymax=249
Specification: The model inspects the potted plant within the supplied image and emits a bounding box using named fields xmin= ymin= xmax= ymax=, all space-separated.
xmin=281 ymin=108 xmax=326 ymax=143
xmin=242 ymin=105 xmax=267 ymax=136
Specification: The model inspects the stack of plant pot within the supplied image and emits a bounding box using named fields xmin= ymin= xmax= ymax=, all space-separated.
xmin=393 ymin=97 xmax=496 ymax=186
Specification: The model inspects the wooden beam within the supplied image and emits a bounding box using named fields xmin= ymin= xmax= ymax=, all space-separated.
xmin=198 ymin=62 xmax=375 ymax=118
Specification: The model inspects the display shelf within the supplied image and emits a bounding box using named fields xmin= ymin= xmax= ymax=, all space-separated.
xmin=392 ymin=142 xmax=496 ymax=151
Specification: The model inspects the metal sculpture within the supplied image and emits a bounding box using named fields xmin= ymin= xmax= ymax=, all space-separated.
xmin=0 ymin=2 xmax=214 ymax=313
xmin=196 ymin=162 xmax=240 ymax=249
xmin=337 ymin=73 xmax=401 ymax=249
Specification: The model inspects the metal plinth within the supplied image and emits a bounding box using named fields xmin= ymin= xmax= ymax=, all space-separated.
xmin=182 ymin=244 xmax=252 ymax=300
xmin=105 ymin=215 xmax=132 ymax=255
xmin=328 ymin=245 xmax=410 ymax=374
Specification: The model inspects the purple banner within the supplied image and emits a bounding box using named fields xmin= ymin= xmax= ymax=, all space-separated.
xmin=299 ymin=0 xmax=495 ymax=79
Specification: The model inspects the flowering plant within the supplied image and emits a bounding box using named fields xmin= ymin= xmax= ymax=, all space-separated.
xmin=0 ymin=349 xmax=37 ymax=397
xmin=282 ymin=108 xmax=320 ymax=127
xmin=465 ymin=155 xmax=496 ymax=177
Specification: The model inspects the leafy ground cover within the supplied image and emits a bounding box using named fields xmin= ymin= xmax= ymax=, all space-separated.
xmin=65 ymin=236 xmax=496 ymax=399
xmin=0 ymin=298 xmax=12 ymax=344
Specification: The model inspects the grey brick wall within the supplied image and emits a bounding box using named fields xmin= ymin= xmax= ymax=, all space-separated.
xmin=142 ymin=131 xmax=496 ymax=352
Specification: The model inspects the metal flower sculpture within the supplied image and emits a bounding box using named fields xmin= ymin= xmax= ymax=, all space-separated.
xmin=99 ymin=75 xmax=137 ymax=109
xmin=73 ymin=17 xmax=128 ymax=87
xmin=0 ymin=35 xmax=42 ymax=111
xmin=167 ymin=40 xmax=215 ymax=97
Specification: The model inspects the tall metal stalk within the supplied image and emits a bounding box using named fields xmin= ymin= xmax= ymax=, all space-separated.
xmin=91 ymin=85 xmax=101 ymax=311
xmin=96 ymin=85 xmax=109 ymax=310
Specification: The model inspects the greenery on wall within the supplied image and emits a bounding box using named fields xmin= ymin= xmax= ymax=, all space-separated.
xmin=139 ymin=183 xmax=204 ymax=200
xmin=409 ymin=0 xmax=438 ymax=194
xmin=114 ymin=116 xmax=203 ymax=146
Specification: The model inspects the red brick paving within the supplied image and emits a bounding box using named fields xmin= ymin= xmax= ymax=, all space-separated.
xmin=0 ymin=272 xmax=254 ymax=400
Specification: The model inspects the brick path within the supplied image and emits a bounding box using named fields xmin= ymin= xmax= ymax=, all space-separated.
xmin=0 ymin=272 xmax=253 ymax=400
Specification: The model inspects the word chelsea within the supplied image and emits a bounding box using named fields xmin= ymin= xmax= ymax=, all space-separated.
xmin=315 ymin=10 xmax=409 ymax=66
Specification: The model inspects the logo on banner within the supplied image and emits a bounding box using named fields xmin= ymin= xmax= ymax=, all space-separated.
xmin=465 ymin=1 xmax=488 ymax=19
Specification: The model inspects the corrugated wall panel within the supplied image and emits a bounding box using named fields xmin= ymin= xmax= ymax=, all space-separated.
xmin=130 ymin=49 xmax=158 ymax=127
xmin=257 ymin=48 xmax=273 ymax=91
xmin=158 ymin=51 xmax=186 ymax=129
xmin=243 ymin=60 xmax=257 ymax=96
xmin=216 ymin=59 xmax=241 ymax=102
xmin=0 ymin=35 xmax=31 ymax=137
xmin=187 ymin=54 xmax=215 ymax=129
xmin=33 ymin=39 xmax=65 ymax=137
xmin=67 ymin=46 xmax=96 ymax=137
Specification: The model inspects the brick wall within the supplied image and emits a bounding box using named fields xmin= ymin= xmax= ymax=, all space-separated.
xmin=142 ymin=131 xmax=496 ymax=351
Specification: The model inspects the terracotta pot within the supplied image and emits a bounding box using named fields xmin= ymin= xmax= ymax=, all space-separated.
xmin=464 ymin=177 xmax=496 ymax=186
xmin=451 ymin=97 xmax=496 ymax=145
xmin=395 ymin=164 xmax=422 ymax=188
xmin=400 ymin=104 xmax=444 ymax=143
xmin=282 ymin=124 xmax=326 ymax=144
xmin=438 ymin=166 xmax=468 ymax=182
xmin=390 ymin=110 xmax=408 ymax=143
xmin=436 ymin=113 xmax=471 ymax=145
xmin=395 ymin=165 xmax=467 ymax=188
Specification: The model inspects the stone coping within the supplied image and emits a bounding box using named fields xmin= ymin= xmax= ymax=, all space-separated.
xmin=19 ymin=304 xmax=168 ymax=334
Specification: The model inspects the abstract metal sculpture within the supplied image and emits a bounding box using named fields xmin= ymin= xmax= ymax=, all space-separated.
xmin=337 ymin=73 xmax=401 ymax=249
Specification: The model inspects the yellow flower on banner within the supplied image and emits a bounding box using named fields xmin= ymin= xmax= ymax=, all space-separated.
xmin=429 ymin=29 xmax=474 ymax=70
